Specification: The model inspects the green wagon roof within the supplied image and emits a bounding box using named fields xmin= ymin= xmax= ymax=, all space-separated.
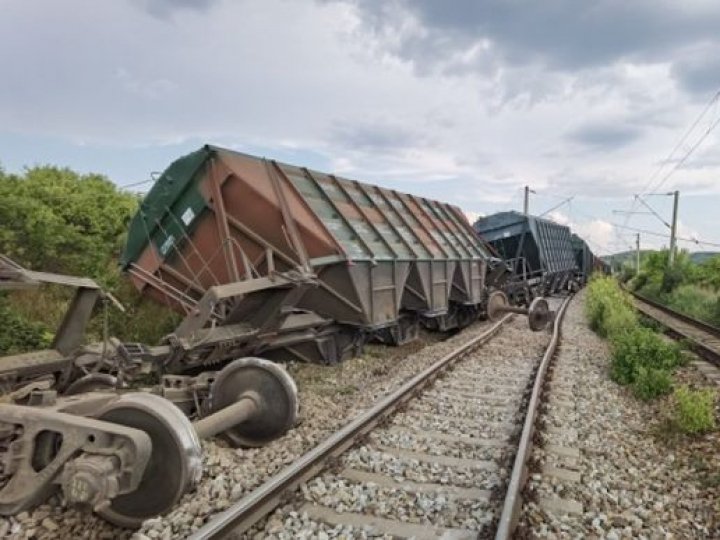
xmin=121 ymin=146 xmax=213 ymax=269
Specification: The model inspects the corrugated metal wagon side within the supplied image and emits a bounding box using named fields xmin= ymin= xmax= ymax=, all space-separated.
xmin=121 ymin=145 xmax=491 ymax=368
xmin=571 ymin=233 xmax=593 ymax=284
xmin=473 ymin=211 xmax=578 ymax=300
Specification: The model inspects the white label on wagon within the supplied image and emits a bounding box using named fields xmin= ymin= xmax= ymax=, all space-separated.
xmin=181 ymin=207 xmax=195 ymax=226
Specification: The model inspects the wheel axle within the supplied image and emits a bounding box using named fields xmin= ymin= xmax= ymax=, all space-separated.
xmin=487 ymin=291 xmax=552 ymax=332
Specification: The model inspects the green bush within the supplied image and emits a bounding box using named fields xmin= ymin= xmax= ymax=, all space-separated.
xmin=628 ymin=272 xmax=648 ymax=292
xmin=711 ymin=298 xmax=720 ymax=327
xmin=610 ymin=326 xmax=682 ymax=385
xmin=603 ymin=305 xmax=638 ymax=339
xmin=0 ymin=295 xmax=51 ymax=354
xmin=666 ymin=284 xmax=716 ymax=322
xmin=587 ymin=252 xmax=720 ymax=405
xmin=673 ymin=385 xmax=716 ymax=434
xmin=587 ymin=275 xmax=685 ymax=402
xmin=638 ymin=281 xmax=665 ymax=303
xmin=585 ymin=275 xmax=637 ymax=337
xmin=618 ymin=264 xmax=636 ymax=283
xmin=696 ymin=255 xmax=720 ymax=291
xmin=661 ymin=265 xmax=685 ymax=293
xmin=0 ymin=166 xmax=138 ymax=278
xmin=631 ymin=366 xmax=673 ymax=401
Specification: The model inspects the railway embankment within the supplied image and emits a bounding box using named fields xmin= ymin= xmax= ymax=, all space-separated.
xmin=520 ymin=285 xmax=719 ymax=538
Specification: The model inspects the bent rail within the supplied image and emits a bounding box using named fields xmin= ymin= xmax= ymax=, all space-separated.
xmin=495 ymin=293 xmax=573 ymax=540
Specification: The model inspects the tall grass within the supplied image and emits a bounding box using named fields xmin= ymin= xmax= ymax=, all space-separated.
xmin=586 ymin=275 xmax=680 ymax=400
xmin=585 ymin=275 xmax=636 ymax=337
xmin=0 ymin=294 xmax=51 ymax=354
xmin=630 ymin=249 xmax=720 ymax=327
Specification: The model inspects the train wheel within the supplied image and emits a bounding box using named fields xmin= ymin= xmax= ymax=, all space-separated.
xmin=206 ymin=357 xmax=298 ymax=448
xmin=486 ymin=290 xmax=509 ymax=322
xmin=95 ymin=393 xmax=202 ymax=528
xmin=528 ymin=297 xmax=550 ymax=331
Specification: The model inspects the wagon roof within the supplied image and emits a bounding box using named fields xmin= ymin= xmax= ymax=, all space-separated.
xmin=121 ymin=145 xmax=489 ymax=269
xmin=473 ymin=210 xmax=570 ymax=234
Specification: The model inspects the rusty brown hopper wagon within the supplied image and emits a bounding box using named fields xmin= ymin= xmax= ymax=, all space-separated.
xmin=121 ymin=145 xmax=496 ymax=368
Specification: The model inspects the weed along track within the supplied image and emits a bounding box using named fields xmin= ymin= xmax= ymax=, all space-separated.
xmin=520 ymin=286 xmax=720 ymax=538
xmin=189 ymin=295 xmax=571 ymax=539
xmin=629 ymin=291 xmax=720 ymax=366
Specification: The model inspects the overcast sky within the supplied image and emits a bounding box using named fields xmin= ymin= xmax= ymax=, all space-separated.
xmin=1 ymin=0 xmax=719 ymax=255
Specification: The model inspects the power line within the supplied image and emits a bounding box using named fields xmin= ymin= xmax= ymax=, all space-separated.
xmin=532 ymin=189 xmax=570 ymax=202
xmin=584 ymin=235 xmax=609 ymax=255
xmin=607 ymin=221 xmax=720 ymax=248
xmin=613 ymin=88 xmax=720 ymax=251
xmin=120 ymin=178 xmax=154 ymax=189
xmin=639 ymin=89 xmax=720 ymax=197
xmin=648 ymin=113 xmax=720 ymax=194
xmin=549 ymin=204 xmax=629 ymax=256
xmin=119 ymin=171 xmax=163 ymax=190
xmin=539 ymin=196 xmax=574 ymax=218
xmin=633 ymin=195 xmax=671 ymax=229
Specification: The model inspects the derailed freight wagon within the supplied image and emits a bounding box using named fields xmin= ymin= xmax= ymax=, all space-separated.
xmin=570 ymin=234 xmax=611 ymax=284
xmin=121 ymin=145 xmax=544 ymax=370
xmin=0 ymin=147 xmax=551 ymax=528
xmin=473 ymin=211 xmax=578 ymax=302
xmin=571 ymin=234 xmax=592 ymax=285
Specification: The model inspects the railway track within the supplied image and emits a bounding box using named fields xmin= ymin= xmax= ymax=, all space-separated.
xmin=188 ymin=295 xmax=572 ymax=539
xmin=629 ymin=291 xmax=720 ymax=365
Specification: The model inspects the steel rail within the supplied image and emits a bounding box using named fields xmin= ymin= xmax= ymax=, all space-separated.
xmin=189 ymin=313 xmax=514 ymax=539
xmin=628 ymin=290 xmax=720 ymax=339
xmin=495 ymin=293 xmax=573 ymax=540
xmin=628 ymin=290 xmax=720 ymax=365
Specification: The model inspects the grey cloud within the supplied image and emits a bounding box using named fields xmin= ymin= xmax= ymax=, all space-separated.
xmin=131 ymin=0 xmax=222 ymax=18
xmin=567 ymin=123 xmax=642 ymax=150
xmin=676 ymin=147 xmax=720 ymax=171
xmin=337 ymin=1 xmax=720 ymax=77
xmin=671 ymin=46 xmax=720 ymax=96
xmin=331 ymin=122 xmax=423 ymax=152
xmin=547 ymin=167 xmax=642 ymax=199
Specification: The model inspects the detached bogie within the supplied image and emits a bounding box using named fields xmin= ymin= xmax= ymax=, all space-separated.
xmin=0 ymin=358 xmax=298 ymax=527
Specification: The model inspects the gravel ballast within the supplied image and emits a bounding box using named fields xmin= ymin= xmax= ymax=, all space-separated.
xmin=520 ymin=289 xmax=720 ymax=538
xmin=251 ymin=309 xmax=557 ymax=538
xmin=2 ymin=317 xmax=516 ymax=539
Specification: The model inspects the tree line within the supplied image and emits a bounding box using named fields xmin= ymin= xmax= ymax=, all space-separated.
xmin=0 ymin=165 xmax=178 ymax=354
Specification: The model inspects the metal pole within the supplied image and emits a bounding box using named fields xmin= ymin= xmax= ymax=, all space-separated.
xmin=523 ymin=185 xmax=529 ymax=215
xmin=668 ymin=190 xmax=679 ymax=266
xmin=636 ymin=233 xmax=640 ymax=275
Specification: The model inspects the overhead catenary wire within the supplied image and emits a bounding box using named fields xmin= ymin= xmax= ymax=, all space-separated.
xmin=633 ymin=195 xmax=671 ymax=229
xmin=612 ymin=88 xmax=720 ymax=250
xmin=639 ymin=89 xmax=720 ymax=197
xmin=539 ymin=196 xmax=574 ymax=218
xmin=607 ymin=222 xmax=720 ymax=248
xmin=573 ymin=203 xmax=720 ymax=249
xmin=120 ymin=177 xmax=156 ymax=190
xmin=648 ymin=113 xmax=720 ymax=195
